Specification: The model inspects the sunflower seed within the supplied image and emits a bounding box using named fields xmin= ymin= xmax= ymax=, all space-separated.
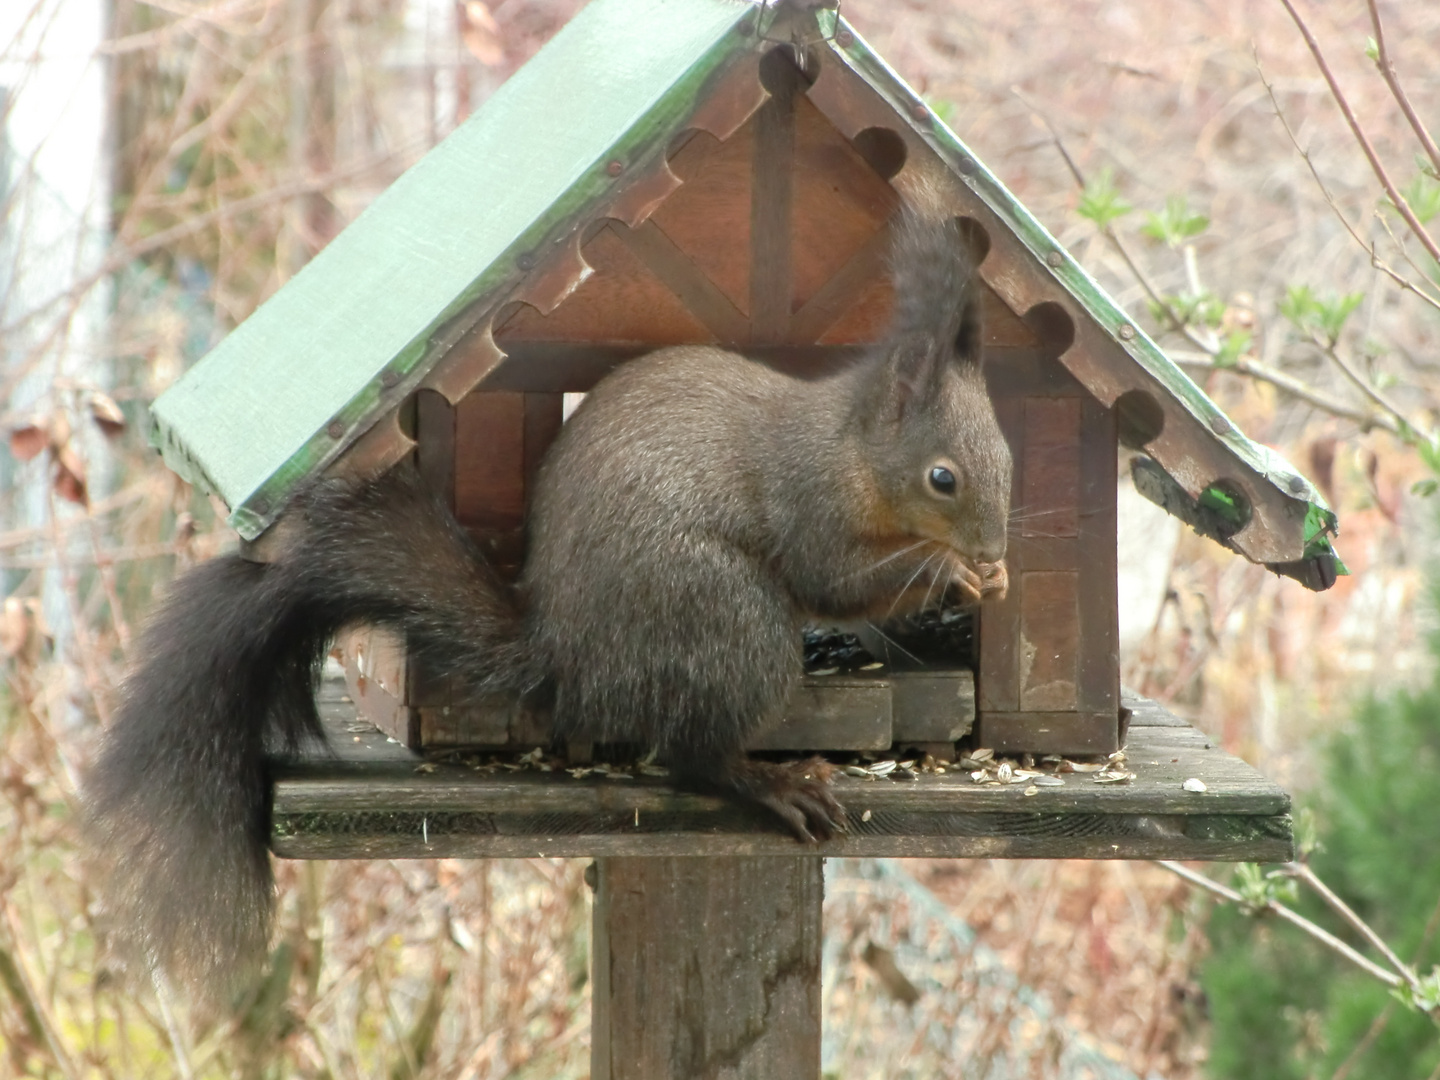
xmin=996 ymin=761 xmax=1014 ymax=784
xmin=1032 ymin=775 xmax=1065 ymax=787
xmin=861 ymin=808 xmax=873 ymax=822
xmin=845 ymin=765 xmax=872 ymax=778
xmin=869 ymin=760 xmax=897 ymax=777
xmin=1024 ymin=785 xmax=1039 ymax=796
xmin=970 ymin=748 xmax=995 ymax=763
xmin=1183 ymin=777 xmax=1208 ymax=793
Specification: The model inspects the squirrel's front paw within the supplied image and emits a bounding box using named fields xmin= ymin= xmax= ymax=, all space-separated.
xmin=730 ymin=757 xmax=847 ymax=843
xmin=952 ymin=557 xmax=1008 ymax=603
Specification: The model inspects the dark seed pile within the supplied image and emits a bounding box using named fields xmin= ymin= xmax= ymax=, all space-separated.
xmin=878 ymin=603 xmax=976 ymax=669
xmin=801 ymin=627 xmax=880 ymax=674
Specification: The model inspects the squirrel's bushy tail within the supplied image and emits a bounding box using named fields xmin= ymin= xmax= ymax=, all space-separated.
xmin=85 ymin=468 xmax=524 ymax=997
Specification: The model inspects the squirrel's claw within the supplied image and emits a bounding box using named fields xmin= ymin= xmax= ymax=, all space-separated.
xmin=720 ymin=756 xmax=847 ymax=843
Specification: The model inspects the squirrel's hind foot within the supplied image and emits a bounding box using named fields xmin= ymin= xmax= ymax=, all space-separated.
xmin=728 ymin=757 xmax=847 ymax=843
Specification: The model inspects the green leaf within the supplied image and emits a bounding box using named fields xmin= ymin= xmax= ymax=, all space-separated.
xmin=1415 ymin=437 xmax=1440 ymax=476
xmin=1410 ymin=478 xmax=1438 ymax=498
xmin=1317 ymin=293 xmax=1364 ymax=344
xmin=1141 ymin=194 xmax=1210 ymax=247
xmin=1215 ymin=329 xmax=1252 ymax=368
xmin=1365 ymin=36 xmax=1379 ymax=62
xmin=1397 ymin=173 xmax=1440 ymax=224
xmin=1280 ymin=285 xmax=1365 ymax=345
xmin=1076 ymin=166 xmax=1132 ymax=229
xmin=1160 ymin=289 xmax=1225 ymax=330
xmin=1391 ymin=969 xmax=1440 ymax=1015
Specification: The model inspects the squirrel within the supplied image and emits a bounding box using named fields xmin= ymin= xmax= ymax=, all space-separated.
xmin=84 ymin=194 xmax=1012 ymax=998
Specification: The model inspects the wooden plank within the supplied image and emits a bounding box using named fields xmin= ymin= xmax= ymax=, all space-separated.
xmin=336 ymin=626 xmax=417 ymax=746
xmin=523 ymin=392 xmax=563 ymax=513
xmin=975 ymin=710 xmax=1119 ymax=756
xmin=494 ymin=226 xmax=714 ymax=345
xmin=890 ymin=669 xmax=975 ymax=743
xmin=591 ymin=857 xmax=822 ymax=1080
xmin=977 ymin=395 xmax=1024 ymax=713
xmin=270 ymin=686 xmax=1292 ymax=862
xmin=609 ymin=219 xmax=750 ymax=343
xmin=453 ymin=391 xmax=525 ymax=531
xmin=1018 ymin=571 xmax=1080 ymax=712
xmin=789 ymin=93 xmax=896 ymax=315
xmin=1077 ymin=388 xmax=1119 ymax=715
xmin=750 ymin=51 xmax=800 ymax=343
xmin=649 ymin=126 xmax=752 ymax=317
xmin=414 ymin=389 xmax=456 ymax=510
xmin=747 ymin=677 xmax=891 ymax=752
xmin=1021 ymin=398 xmax=1081 ymax=540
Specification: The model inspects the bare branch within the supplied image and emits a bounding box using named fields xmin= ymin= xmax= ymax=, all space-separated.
xmin=1282 ymin=862 xmax=1421 ymax=990
xmin=1255 ymin=49 xmax=1440 ymax=317
xmin=1171 ymin=352 xmax=1400 ymax=434
xmin=1157 ymin=861 xmax=1406 ymax=991
xmin=1277 ymin=0 xmax=1440 ymax=266
xmin=1365 ymin=0 xmax=1440 ymax=180
xmin=1310 ymin=336 xmax=1432 ymax=443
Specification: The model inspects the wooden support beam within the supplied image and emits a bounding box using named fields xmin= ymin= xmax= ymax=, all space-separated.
xmin=590 ymin=857 xmax=823 ymax=1080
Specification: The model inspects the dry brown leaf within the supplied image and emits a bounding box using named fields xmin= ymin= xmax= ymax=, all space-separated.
xmin=54 ymin=446 xmax=88 ymax=505
xmin=9 ymin=423 xmax=50 ymax=462
xmin=87 ymin=391 xmax=126 ymax=437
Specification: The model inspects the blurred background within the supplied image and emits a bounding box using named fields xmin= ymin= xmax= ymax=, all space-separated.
xmin=1 ymin=0 xmax=1437 ymax=1076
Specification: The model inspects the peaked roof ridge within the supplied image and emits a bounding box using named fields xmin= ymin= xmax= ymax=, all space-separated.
xmin=147 ymin=0 xmax=1339 ymax=584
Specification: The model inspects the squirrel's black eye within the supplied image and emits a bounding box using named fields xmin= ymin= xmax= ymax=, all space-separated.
xmin=929 ymin=466 xmax=957 ymax=495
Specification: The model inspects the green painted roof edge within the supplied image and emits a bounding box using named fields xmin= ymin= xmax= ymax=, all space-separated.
xmin=830 ymin=18 xmax=1340 ymax=560
xmin=151 ymin=0 xmax=755 ymax=541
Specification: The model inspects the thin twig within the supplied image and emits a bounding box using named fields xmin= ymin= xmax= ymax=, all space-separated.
xmin=1012 ymin=87 xmax=1238 ymax=353
xmin=1171 ymin=353 xmax=1399 ymax=434
xmin=1283 ymin=862 xmax=1419 ymax=989
xmin=1310 ymin=336 xmax=1432 ymax=442
xmin=1365 ymin=0 xmax=1440 ymax=180
xmin=1330 ymin=1001 xmax=1394 ymax=1080
xmin=1155 ymin=861 xmax=1404 ymax=990
xmin=1277 ymin=0 xmax=1440 ymax=267
xmin=1255 ymin=50 xmax=1440 ymax=317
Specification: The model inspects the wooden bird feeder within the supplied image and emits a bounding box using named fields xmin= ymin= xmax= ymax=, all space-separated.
xmin=148 ymin=2 xmax=1341 ymax=1072
xmin=152 ymin=0 xmax=1340 ymax=763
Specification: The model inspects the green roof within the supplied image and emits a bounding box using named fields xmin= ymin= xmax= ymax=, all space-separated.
xmin=151 ymin=0 xmax=1339 ymax=581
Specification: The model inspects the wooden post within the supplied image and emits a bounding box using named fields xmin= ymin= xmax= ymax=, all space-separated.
xmin=590 ymin=856 xmax=824 ymax=1080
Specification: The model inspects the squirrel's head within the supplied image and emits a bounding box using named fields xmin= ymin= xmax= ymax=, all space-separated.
xmin=854 ymin=288 xmax=1012 ymax=569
